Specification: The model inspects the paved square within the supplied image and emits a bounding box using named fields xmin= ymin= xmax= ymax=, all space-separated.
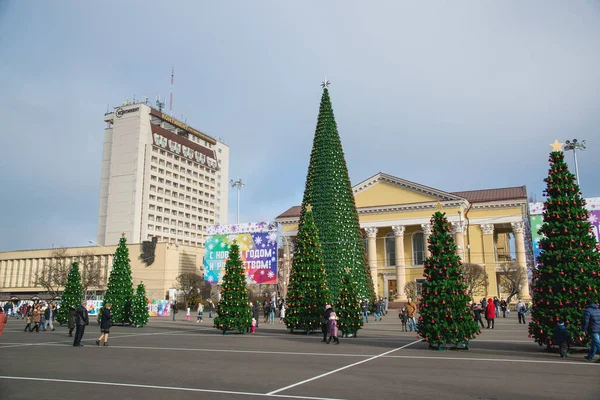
xmin=0 ymin=314 xmax=598 ymax=399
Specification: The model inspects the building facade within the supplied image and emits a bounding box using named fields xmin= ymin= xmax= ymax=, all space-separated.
xmin=0 ymin=243 xmax=204 ymax=301
xmin=97 ymin=102 xmax=229 ymax=246
xmin=275 ymin=173 xmax=531 ymax=302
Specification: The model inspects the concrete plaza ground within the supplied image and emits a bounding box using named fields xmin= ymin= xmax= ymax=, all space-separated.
xmin=0 ymin=312 xmax=598 ymax=400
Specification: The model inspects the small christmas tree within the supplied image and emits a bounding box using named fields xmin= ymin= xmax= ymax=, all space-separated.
xmin=285 ymin=205 xmax=331 ymax=333
xmin=131 ymin=282 xmax=149 ymax=328
xmin=418 ymin=209 xmax=480 ymax=349
xmin=335 ymin=269 xmax=363 ymax=337
xmin=102 ymin=234 xmax=135 ymax=324
xmin=214 ymin=242 xmax=252 ymax=334
xmin=529 ymin=143 xmax=600 ymax=348
xmin=56 ymin=262 xmax=84 ymax=325
xmin=300 ymin=84 xmax=376 ymax=303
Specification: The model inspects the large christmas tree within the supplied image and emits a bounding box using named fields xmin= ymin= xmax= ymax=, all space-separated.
xmin=300 ymin=83 xmax=375 ymax=303
xmin=418 ymin=209 xmax=480 ymax=349
xmin=214 ymin=242 xmax=252 ymax=334
xmin=335 ymin=269 xmax=363 ymax=337
xmin=102 ymin=235 xmax=135 ymax=324
xmin=131 ymin=282 xmax=149 ymax=328
xmin=529 ymin=143 xmax=600 ymax=348
xmin=285 ymin=205 xmax=331 ymax=333
xmin=57 ymin=262 xmax=84 ymax=325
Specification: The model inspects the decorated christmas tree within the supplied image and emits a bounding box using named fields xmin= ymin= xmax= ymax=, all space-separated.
xmin=285 ymin=205 xmax=331 ymax=333
xmin=131 ymin=282 xmax=149 ymax=328
xmin=418 ymin=208 xmax=480 ymax=349
xmin=56 ymin=262 xmax=84 ymax=325
xmin=214 ymin=242 xmax=252 ymax=334
xmin=335 ymin=269 xmax=363 ymax=337
xmin=102 ymin=234 xmax=135 ymax=324
xmin=300 ymin=82 xmax=375 ymax=303
xmin=529 ymin=142 xmax=600 ymax=348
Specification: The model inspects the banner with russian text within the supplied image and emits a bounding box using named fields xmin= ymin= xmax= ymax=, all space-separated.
xmin=204 ymin=222 xmax=279 ymax=285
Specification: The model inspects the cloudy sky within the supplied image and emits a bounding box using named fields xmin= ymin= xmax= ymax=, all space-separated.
xmin=0 ymin=1 xmax=599 ymax=251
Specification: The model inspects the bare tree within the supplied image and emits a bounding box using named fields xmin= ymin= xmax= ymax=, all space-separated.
xmin=77 ymin=250 xmax=105 ymax=297
xmin=176 ymin=273 xmax=212 ymax=307
xmin=460 ymin=263 xmax=489 ymax=302
xmin=498 ymin=262 xmax=528 ymax=305
xmin=404 ymin=282 xmax=417 ymax=301
xmin=33 ymin=248 xmax=70 ymax=298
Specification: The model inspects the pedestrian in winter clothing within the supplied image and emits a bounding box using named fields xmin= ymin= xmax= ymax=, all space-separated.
xmin=252 ymin=301 xmax=260 ymax=328
xmin=196 ymin=303 xmax=204 ymax=322
xmin=251 ymin=318 xmax=257 ymax=333
xmin=279 ymin=303 xmax=286 ymax=323
xmin=0 ymin=308 xmax=7 ymax=336
xmin=67 ymin=306 xmax=76 ymax=337
xmin=485 ymin=298 xmax=495 ymax=329
xmin=321 ymin=304 xmax=334 ymax=342
xmin=493 ymin=297 xmax=500 ymax=318
xmin=515 ymin=299 xmax=527 ymax=324
xmin=24 ymin=312 xmax=33 ymax=332
xmin=399 ymin=307 xmax=408 ymax=331
xmin=405 ymin=298 xmax=417 ymax=332
xmin=96 ymin=303 xmax=112 ymax=346
xmin=44 ymin=304 xmax=56 ymax=331
xmin=472 ymin=304 xmax=485 ymax=329
xmin=373 ymin=302 xmax=382 ymax=321
xmin=73 ymin=301 xmax=89 ymax=347
xmin=208 ymin=300 xmax=214 ymax=318
xmin=500 ymin=299 xmax=507 ymax=318
xmin=326 ymin=309 xmax=339 ymax=344
xmin=360 ymin=300 xmax=369 ymax=323
xmin=553 ymin=321 xmax=571 ymax=358
xmin=32 ymin=306 xmax=41 ymax=333
xmin=582 ymin=299 xmax=600 ymax=362
xmin=172 ymin=303 xmax=178 ymax=321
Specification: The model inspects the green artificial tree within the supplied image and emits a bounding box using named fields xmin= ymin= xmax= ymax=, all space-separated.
xmin=335 ymin=269 xmax=363 ymax=337
xmin=56 ymin=262 xmax=84 ymax=325
xmin=529 ymin=145 xmax=600 ymax=348
xmin=214 ymin=242 xmax=252 ymax=334
xmin=418 ymin=209 xmax=480 ymax=349
xmin=102 ymin=234 xmax=135 ymax=325
xmin=300 ymin=83 xmax=376 ymax=303
xmin=285 ymin=205 xmax=331 ymax=333
xmin=131 ymin=282 xmax=149 ymax=328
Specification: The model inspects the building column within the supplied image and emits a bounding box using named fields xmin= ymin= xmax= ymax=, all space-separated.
xmin=392 ymin=225 xmax=406 ymax=301
xmin=511 ymin=221 xmax=531 ymax=300
xmin=422 ymin=223 xmax=432 ymax=259
xmin=365 ymin=227 xmax=379 ymax=297
xmin=452 ymin=221 xmax=467 ymax=261
xmin=481 ymin=224 xmax=499 ymax=298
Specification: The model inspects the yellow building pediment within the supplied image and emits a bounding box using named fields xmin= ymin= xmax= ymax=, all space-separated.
xmin=353 ymin=173 xmax=464 ymax=208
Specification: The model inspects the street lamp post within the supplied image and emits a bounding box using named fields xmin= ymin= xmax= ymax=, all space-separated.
xmin=230 ymin=179 xmax=245 ymax=224
xmin=563 ymin=139 xmax=586 ymax=187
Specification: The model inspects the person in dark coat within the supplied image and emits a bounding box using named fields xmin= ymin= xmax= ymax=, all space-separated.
xmin=172 ymin=302 xmax=178 ymax=321
xmin=73 ymin=301 xmax=89 ymax=347
xmin=553 ymin=320 xmax=571 ymax=358
xmin=96 ymin=303 xmax=112 ymax=346
xmin=321 ymin=304 xmax=334 ymax=343
xmin=582 ymin=298 xmax=600 ymax=362
xmin=67 ymin=305 xmax=76 ymax=337
xmin=252 ymin=301 xmax=260 ymax=328
xmin=472 ymin=303 xmax=485 ymax=329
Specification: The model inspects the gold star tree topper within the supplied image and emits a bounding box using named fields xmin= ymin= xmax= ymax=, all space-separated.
xmin=306 ymin=204 xmax=313 ymax=212
xmin=550 ymin=139 xmax=564 ymax=152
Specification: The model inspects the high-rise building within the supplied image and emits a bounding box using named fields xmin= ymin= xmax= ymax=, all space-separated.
xmin=97 ymin=102 xmax=229 ymax=246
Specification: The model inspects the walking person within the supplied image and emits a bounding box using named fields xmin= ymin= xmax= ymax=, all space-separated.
xmin=269 ymin=301 xmax=275 ymax=324
xmin=582 ymin=298 xmax=600 ymax=362
xmin=515 ymin=299 xmax=527 ymax=324
xmin=500 ymin=299 xmax=507 ymax=318
xmin=252 ymin=301 xmax=260 ymax=328
xmin=32 ymin=305 xmax=41 ymax=333
xmin=493 ymin=297 xmax=500 ymax=318
xmin=45 ymin=303 xmax=56 ymax=331
xmin=553 ymin=320 xmax=571 ymax=358
xmin=472 ymin=303 xmax=485 ymax=329
xmin=24 ymin=311 xmax=33 ymax=332
xmin=373 ymin=302 xmax=382 ymax=321
xmin=96 ymin=303 xmax=112 ymax=346
xmin=399 ymin=306 xmax=408 ymax=332
xmin=279 ymin=302 xmax=286 ymax=324
xmin=67 ymin=305 xmax=76 ymax=337
xmin=485 ymin=298 xmax=496 ymax=329
xmin=39 ymin=304 xmax=47 ymax=331
xmin=171 ymin=302 xmax=178 ymax=321
xmin=321 ymin=304 xmax=334 ymax=343
xmin=208 ymin=300 xmax=214 ymax=318
xmin=73 ymin=301 xmax=89 ymax=347
xmin=360 ymin=300 xmax=369 ymax=323
xmin=405 ymin=298 xmax=417 ymax=332
xmin=326 ymin=307 xmax=339 ymax=344
xmin=0 ymin=308 xmax=7 ymax=336
xmin=196 ymin=302 xmax=204 ymax=323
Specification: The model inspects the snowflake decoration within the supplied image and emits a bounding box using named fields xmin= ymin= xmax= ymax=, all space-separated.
xmin=271 ymin=256 xmax=276 ymax=262
xmin=267 ymin=231 xmax=278 ymax=245
xmin=267 ymin=271 xmax=275 ymax=279
xmin=588 ymin=214 xmax=598 ymax=224
xmin=535 ymin=224 xmax=542 ymax=230
xmin=220 ymin=242 xmax=226 ymax=248
xmin=207 ymin=243 xmax=214 ymax=251
xmin=254 ymin=236 xmax=263 ymax=245
xmin=260 ymin=270 xmax=265 ymax=275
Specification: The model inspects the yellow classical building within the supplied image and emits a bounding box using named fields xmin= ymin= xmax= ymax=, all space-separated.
xmin=275 ymin=173 xmax=531 ymax=302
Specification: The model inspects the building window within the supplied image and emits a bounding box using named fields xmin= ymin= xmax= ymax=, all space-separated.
xmin=412 ymin=232 xmax=425 ymax=265
xmin=415 ymin=278 xmax=426 ymax=297
xmin=385 ymin=233 xmax=396 ymax=266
